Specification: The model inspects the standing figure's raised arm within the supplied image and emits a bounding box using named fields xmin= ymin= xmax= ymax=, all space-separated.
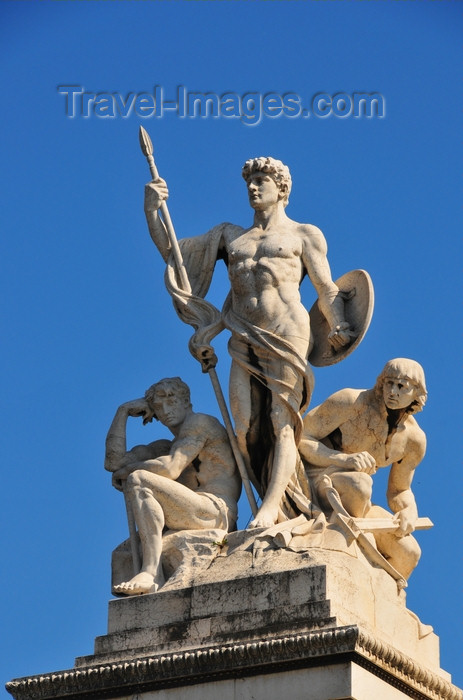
xmin=144 ymin=178 xmax=171 ymax=262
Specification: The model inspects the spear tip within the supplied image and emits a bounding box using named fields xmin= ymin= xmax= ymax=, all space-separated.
xmin=139 ymin=126 xmax=153 ymax=157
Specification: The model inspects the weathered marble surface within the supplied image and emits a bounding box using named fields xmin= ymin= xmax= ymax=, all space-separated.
xmin=108 ymin=521 xmax=437 ymax=663
xmin=300 ymin=358 xmax=428 ymax=581
xmin=105 ymin=377 xmax=240 ymax=596
xmin=9 ymin=530 xmax=461 ymax=700
xmin=111 ymin=528 xmax=229 ymax=593
xmin=106 ymin=516 xmax=442 ymax=664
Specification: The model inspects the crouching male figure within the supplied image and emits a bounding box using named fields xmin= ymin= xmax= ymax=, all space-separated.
xmin=105 ymin=377 xmax=241 ymax=595
xmin=299 ymin=359 xmax=427 ymax=580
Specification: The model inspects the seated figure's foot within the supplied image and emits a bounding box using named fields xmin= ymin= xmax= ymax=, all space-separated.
xmin=249 ymin=504 xmax=279 ymax=530
xmin=113 ymin=571 xmax=159 ymax=596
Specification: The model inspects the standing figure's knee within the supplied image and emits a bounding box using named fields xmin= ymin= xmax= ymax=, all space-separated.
xmin=270 ymin=404 xmax=293 ymax=440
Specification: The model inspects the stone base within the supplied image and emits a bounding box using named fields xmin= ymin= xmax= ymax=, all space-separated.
xmin=6 ymin=527 xmax=462 ymax=700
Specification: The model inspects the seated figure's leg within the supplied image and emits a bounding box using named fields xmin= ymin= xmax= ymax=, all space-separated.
xmin=366 ymin=504 xmax=421 ymax=580
xmin=114 ymin=470 xmax=227 ymax=596
xmin=329 ymin=472 xmax=373 ymax=517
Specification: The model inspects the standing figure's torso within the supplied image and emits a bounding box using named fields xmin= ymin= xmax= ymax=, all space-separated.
xmin=222 ymin=222 xmax=312 ymax=351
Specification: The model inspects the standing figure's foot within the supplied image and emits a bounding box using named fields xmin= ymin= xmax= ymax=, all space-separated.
xmin=113 ymin=571 xmax=159 ymax=596
xmin=249 ymin=504 xmax=279 ymax=529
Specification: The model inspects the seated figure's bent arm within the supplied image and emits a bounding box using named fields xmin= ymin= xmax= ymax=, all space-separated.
xmin=388 ymin=482 xmax=418 ymax=518
xmin=162 ymin=430 xmax=207 ymax=480
xmin=140 ymin=449 xmax=195 ymax=481
xmin=105 ymin=398 xmax=155 ymax=473
xmin=386 ymin=432 xmax=426 ymax=534
xmin=300 ymin=390 xmax=376 ymax=474
xmin=300 ymin=390 xmax=354 ymax=465
xmin=130 ymin=420 xmax=208 ymax=482
xmin=388 ymin=475 xmax=419 ymax=537
xmin=116 ymin=432 xmax=206 ymax=483
xmin=300 ymin=435 xmax=376 ymax=474
xmin=299 ymin=434 xmax=348 ymax=468
xmin=105 ymin=405 xmax=130 ymax=472
xmin=111 ymin=450 xmax=193 ymax=487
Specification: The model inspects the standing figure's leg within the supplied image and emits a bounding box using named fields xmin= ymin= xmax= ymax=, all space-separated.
xmin=247 ymin=348 xmax=311 ymax=530
xmin=229 ymin=359 xmax=260 ymax=488
xmin=245 ymin=338 xmax=309 ymax=527
xmin=249 ymin=395 xmax=297 ymax=528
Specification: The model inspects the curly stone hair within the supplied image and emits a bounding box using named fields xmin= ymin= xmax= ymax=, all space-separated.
xmin=242 ymin=156 xmax=292 ymax=207
xmin=144 ymin=377 xmax=191 ymax=420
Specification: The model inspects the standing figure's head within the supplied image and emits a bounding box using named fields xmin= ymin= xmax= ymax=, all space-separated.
xmin=145 ymin=377 xmax=192 ymax=428
xmin=374 ymin=358 xmax=427 ymax=414
xmin=242 ymin=157 xmax=292 ymax=208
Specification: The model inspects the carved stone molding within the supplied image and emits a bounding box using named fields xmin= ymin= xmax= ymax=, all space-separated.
xmin=6 ymin=625 xmax=462 ymax=700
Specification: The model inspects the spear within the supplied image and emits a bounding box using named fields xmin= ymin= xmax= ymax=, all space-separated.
xmin=124 ymin=490 xmax=140 ymax=575
xmin=139 ymin=126 xmax=258 ymax=518
xmin=139 ymin=128 xmax=191 ymax=294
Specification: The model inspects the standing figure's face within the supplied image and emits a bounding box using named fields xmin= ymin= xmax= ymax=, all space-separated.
xmin=152 ymin=390 xmax=189 ymax=428
xmin=382 ymin=376 xmax=417 ymax=410
xmin=246 ymin=171 xmax=282 ymax=210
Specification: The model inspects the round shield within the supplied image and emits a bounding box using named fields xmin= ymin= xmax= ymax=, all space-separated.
xmin=308 ymin=269 xmax=374 ymax=367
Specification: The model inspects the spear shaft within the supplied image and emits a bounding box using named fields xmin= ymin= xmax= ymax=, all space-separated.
xmin=139 ymin=130 xmax=191 ymax=293
xmin=124 ymin=489 xmax=141 ymax=575
xmin=139 ymin=126 xmax=258 ymax=517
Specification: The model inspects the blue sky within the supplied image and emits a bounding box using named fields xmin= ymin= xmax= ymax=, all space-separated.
xmin=1 ymin=0 xmax=461 ymax=695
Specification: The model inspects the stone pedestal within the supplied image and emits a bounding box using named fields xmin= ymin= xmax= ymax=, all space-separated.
xmin=6 ymin=528 xmax=462 ymax=700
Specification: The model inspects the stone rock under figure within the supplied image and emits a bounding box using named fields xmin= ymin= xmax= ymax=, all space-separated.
xmin=144 ymin=157 xmax=354 ymax=530
xmin=105 ymin=377 xmax=241 ymax=595
xmin=299 ymin=358 xmax=427 ymax=580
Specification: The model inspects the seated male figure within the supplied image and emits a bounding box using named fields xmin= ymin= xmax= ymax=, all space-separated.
xmin=105 ymin=377 xmax=241 ymax=595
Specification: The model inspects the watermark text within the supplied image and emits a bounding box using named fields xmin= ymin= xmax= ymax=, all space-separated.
xmin=58 ymin=85 xmax=386 ymax=125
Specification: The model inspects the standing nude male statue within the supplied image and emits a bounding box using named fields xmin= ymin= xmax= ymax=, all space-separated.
xmin=299 ymin=358 xmax=427 ymax=579
xmin=145 ymin=157 xmax=351 ymax=529
xmin=105 ymin=377 xmax=240 ymax=595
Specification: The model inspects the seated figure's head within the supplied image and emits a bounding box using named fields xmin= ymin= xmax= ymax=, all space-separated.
xmin=375 ymin=358 xmax=427 ymax=414
xmin=242 ymin=157 xmax=292 ymax=207
xmin=145 ymin=377 xmax=192 ymax=427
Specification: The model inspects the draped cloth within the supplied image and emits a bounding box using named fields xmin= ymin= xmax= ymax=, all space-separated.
xmin=165 ymin=224 xmax=229 ymax=358
xmin=164 ymin=223 xmax=316 ymax=521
